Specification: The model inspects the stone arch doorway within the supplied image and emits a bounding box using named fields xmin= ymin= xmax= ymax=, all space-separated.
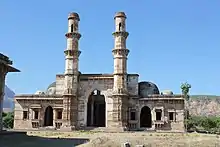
xmin=44 ymin=106 xmax=53 ymax=126
xmin=140 ymin=106 xmax=152 ymax=128
xmin=87 ymin=89 xmax=106 ymax=127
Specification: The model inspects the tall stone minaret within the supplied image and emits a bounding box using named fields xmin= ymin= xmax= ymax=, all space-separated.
xmin=111 ymin=12 xmax=129 ymax=129
xmin=62 ymin=12 xmax=81 ymax=129
xmin=112 ymin=12 xmax=129 ymax=94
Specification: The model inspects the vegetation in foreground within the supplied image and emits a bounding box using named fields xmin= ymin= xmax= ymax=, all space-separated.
xmin=2 ymin=111 xmax=14 ymax=129
xmin=186 ymin=115 xmax=220 ymax=134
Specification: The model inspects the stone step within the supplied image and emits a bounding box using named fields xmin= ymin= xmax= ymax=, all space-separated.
xmin=39 ymin=126 xmax=56 ymax=131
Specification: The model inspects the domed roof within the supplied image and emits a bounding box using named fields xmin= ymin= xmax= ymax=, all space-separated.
xmin=138 ymin=81 xmax=160 ymax=98
xmin=68 ymin=12 xmax=80 ymax=20
xmin=46 ymin=82 xmax=56 ymax=95
xmin=35 ymin=91 xmax=45 ymax=95
xmin=114 ymin=12 xmax=127 ymax=18
xmin=161 ymin=90 xmax=173 ymax=95
xmin=47 ymin=82 xmax=56 ymax=90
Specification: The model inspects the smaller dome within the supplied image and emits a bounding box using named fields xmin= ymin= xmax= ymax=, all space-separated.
xmin=138 ymin=81 xmax=160 ymax=98
xmin=161 ymin=90 xmax=173 ymax=95
xmin=46 ymin=82 xmax=56 ymax=95
xmin=114 ymin=12 xmax=127 ymax=19
xmin=35 ymin=91 xmax=45 ymax=95
xmin=47 ymin=82 xmax=56 ymax=90
xmin=47 ymin=87 xmax=56 ymax=95
xmin=68 ymin=12 xmax=80 ymax=20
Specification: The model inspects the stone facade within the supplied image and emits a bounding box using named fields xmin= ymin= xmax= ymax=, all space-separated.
xmin=13 ymin=12 xmax=185 ymax=132
xmin=0 ymin=53 xmax=19 ymax=131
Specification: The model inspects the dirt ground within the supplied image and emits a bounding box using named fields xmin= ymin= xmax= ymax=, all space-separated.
xmin=1 ymin=131 xmax=220 ymax=147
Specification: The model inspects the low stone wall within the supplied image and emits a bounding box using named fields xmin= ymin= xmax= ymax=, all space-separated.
xmin=187 ymin=97 xmax=220 ymax=116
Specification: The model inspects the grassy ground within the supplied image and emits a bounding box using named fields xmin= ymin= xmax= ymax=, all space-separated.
xmin=1 ymin=131 xmax=220 ymax=147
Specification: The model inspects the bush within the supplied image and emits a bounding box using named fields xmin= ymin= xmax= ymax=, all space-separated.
xmin=3 ymin=112 xmax=14 ymax=129
xmin=186 ymin=115 xmax=220 ymax=134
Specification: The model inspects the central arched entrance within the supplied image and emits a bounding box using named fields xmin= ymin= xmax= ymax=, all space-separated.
xmin=140 ymin=106 xmax=152 ymax=128
xmin=44 ymin=106 xmax=53 ymax=126
xmin=87 ymin=90 xmax=106 ymax=127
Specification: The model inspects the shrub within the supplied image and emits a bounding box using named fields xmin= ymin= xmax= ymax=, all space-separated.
xmin=3 ymin=112 xmax=14 ymax=129
xmin=186 ymin=115 xmax=220 ymax=134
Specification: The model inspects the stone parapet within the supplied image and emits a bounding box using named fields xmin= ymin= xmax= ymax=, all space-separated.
xmin=15 ymin=94 xmax=63 ymax=100
xmin=56 ymin=73 xmax=139 ymax=78
xmin=139 ymin=95 xmax=184 ymax=100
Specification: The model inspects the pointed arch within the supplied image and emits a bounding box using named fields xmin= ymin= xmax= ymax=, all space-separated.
xmin=71 ymin=24 xmax=74 ymax=32
xmin=44 ymin=106 xmax=53 ymax=126
xmin=140 ymin=106 xmax=152 ymax=128
xmin=119 ymin=22 xmax=122 ymax=31
xmin=87 ymin=89 xmax=106 ymax=127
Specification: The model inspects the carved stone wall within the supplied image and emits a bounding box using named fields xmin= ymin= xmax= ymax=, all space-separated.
xmin=55 ymin=74 xmax=139 ymax=97
xmin=13 ymin=96 xmax=63 ymax=130
xmin=55 ymin=75 xmax=65 ymax=95
xmin=77 ymin=77 xmax=114 ymax=127
xmin=135 ymin=97 xmax=185 ymax=132
xmin=127 ymin=74 xmax=139 ymax=95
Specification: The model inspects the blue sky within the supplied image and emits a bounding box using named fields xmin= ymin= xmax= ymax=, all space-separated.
xmin=1 ymin=0 xmax=220 ymax=95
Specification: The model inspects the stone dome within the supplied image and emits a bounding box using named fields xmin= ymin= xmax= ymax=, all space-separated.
xmin=114 ymin=12 xmax=127 ymax=18
xmin=46 ymin=82 xmax=56 ymax=95
xmin=47 ymin=82 xmax=56 ymax=90
xmin=138 ymin=81 xmax=160 ymax=98
xmin=35 ymin=91 xmax=45 ymax=95
xmin=68 ymin=12 xmax=80 ymax=20
xmin=161 ymin=90 xmax=173 ymax=95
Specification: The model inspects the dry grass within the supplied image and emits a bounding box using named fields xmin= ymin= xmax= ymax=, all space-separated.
xmin=1 ymin=131 xmax=220 ymax=147
xmin=27 ymin=131 xmax=220 ymax=147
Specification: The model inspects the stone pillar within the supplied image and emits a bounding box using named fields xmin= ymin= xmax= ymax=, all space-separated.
xmin=40 ymin=107 xmax=44 ymax=127
xmin=53 ymin=109 xmax=56 ymax=120
xmin=0 ymin=67 xmax=6 ymax=131
xmin=110 ymin=94 xmax=128 ymax=130
xmin=137 ymin=110 xmax=140 ymax=129
xmin=61 ymin=12 xmax=81 ymax=130
xmin=91 ymin=99 xmax=94 ymax=126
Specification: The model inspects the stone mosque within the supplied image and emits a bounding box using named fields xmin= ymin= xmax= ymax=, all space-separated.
xmin=13 ymin=12 xmax=185 ymax=132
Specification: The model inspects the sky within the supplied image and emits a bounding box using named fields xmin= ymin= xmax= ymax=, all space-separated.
xmin=0 ymin=0 xmax=220 ymax=95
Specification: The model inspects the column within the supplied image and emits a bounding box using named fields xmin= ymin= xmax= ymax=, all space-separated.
xmin=91 ymin=100 xmax=94 ymax=126
xmin=0 ymin=68 xmax=6 ymax=131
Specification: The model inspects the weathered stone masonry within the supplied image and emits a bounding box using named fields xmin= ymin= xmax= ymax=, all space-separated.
xmin=13 ymin=12 xmax=185 ymax=132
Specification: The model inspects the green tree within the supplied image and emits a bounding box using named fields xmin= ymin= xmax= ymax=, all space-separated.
xmin=3 ymin=112 xmax=14 ymax=129
xmin=181 ymin=82 xmax=191 ymax=100
xmin=181 ymin=82 xmax=191 ymax=132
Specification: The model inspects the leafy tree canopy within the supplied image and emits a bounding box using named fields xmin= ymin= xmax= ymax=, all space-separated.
xmin=181 ymin=82 xmax=191 ymax=100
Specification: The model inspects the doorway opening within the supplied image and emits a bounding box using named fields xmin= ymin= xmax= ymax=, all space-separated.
xmin=44 ymin=106 xmax=53 ymax=126
xmin=140 ymin=106 xmax=152 ymax=128
xmin=87 ymin=90 xmax=106 ymax=127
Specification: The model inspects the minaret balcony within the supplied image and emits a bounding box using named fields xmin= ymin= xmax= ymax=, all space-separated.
xmin=112 ymin=31 xmax=129 ymax=38
xmin=65 ymin=32 xmax=81 ymax=39
xmin=112 ymin=48 xmax=129 ymax=56
xmin=64 ymin=50 xmax=81 ymax=57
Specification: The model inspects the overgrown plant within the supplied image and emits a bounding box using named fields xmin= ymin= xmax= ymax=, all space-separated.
xmin=181 ymin=82 xmax=191 ymax=132
xmin=3 ymin=112 xmax=14 ymax=129
xmin=186 ymin=115 xmax=220 ymax=134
